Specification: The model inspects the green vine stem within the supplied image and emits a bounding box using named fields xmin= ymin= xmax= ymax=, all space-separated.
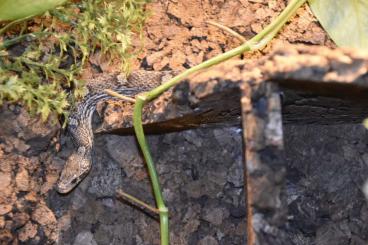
xmin=132 ymin=0 xmax=307 ymax=244
xmin=206 ymin=20 xmax=247 ymax=43
xmin=116 ymin=189 xmax=159 ymax=214
xmin=0 ymin=15 xmax=35 ymax=36
xmin=0 ymin=32 xmax=51 ymax=51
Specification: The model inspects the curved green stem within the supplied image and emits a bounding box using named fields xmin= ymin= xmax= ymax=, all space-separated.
xmin=133 ymin=96 xmax=166 ymax=210
xmin=133 ymin=96 xmax=169 ymax=245
xmin=0 ymin=32 xmax=51 ymax=51
xmin=206 ymin=20 xmax=247 ymax=43
xmin=132 ymin=1 xmax=307 ymax=244
xmin=0 ymin=15 xmax=35 ymax=36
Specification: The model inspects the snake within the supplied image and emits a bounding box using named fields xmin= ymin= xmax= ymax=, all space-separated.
xmin=56 ymin=70 xmax=176 ymax=193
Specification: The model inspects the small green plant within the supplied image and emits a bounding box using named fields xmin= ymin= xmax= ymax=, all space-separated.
xmin=0 ymin=32 xmax=82 ymax=122
xmin=52 ymin=0 xmax=149 ymax=72
xmin=73 ymin=0 xmax=148 ymax=72
xmin=0 ymin=0 xmax=149 ymax=121
xmin=0 ymin=69 xmax=69 ymax=121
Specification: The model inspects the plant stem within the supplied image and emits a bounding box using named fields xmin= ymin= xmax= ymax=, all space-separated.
xmin=18 ymin=57 xmax=74 ymax=77
xmin=0 ymin=15 xmax=35 ymax=36
xmin=206 ymin=20 xmax=247 ymax=43
xmin=116 ymin=189 xmax=159 ymax=214
xmin=0 ymin=32 xmax=52 ymax=51
xmin=104 ymin=89 xmax=136 ymax=103
xmin=132 ymin=0 xmax=307 ymax=244
xmin=133 ymin=96 xmax=169 ymax=245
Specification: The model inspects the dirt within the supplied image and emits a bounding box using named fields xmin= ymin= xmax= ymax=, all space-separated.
xmin=285 ymin=124 xmax=368 ymax=245
xmin=131 ymin=0 xmax=334 ymax=72
xmin=0 ymin=104 xmax=61 ymax=244
xmin=51 ymin=128 xmax=247 ymax=245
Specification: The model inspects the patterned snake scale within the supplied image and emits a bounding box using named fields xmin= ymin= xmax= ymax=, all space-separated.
xmin=56 ymin=70 xmax=176 ymax=193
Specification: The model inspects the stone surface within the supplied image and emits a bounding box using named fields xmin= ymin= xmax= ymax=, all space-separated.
xmin=0 ymin=104 xmax=60 ymax=244
xmin=53 ymin=123 xmax=368 ymax=245
xmin=73 ymin=231 xmax=98 ymax=245
xmin=18 ymin=222 xmax=38 ymax=242
xmin=136 ymin=0 xmax=334 ymax=72
xmin=198 ymin=236 xmax=219 ymax=245
xmin=285 ymin=124 xmax=368 ymax=244
xmin=52 ymin=127 xmax=246 ymax=245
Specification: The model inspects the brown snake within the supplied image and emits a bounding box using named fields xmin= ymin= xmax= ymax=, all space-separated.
xmin=56 ymin=70 xmax=176 ymax=193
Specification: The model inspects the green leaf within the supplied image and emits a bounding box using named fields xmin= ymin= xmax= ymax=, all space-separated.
xmin=363 ymin=118 xmax=368 ymax=129
xmin=39 ymin=102 xmax=50 ymax=121
xmin=308 ymin=0 xmax=368 ymax=49
xmin=0 ymin=0 xmax=68 ymax=21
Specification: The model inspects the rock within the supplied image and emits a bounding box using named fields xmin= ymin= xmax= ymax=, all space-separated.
xmin=0 ymin=230 xmax=12 ymax=243
xmin=88 ymin=159 xmax=122 ymax=197
xmin=32 ymin=203 xmax=57 ymax=226
xmin=71 ymin=189 xmax=88 ymax=211
xmin=184 ymin=180 xmax=207 ymax=199
xmin=100 ymin=197 xmax=115 ymax=208
xmin=226 ymin=156 xmax=244 ymax=187
xmin=183 ymin=219 xmax=201 ymax=236
xmin=203 ymin=207 xmax=229 ymax=226
xmin=198 ymin=236 xmax=219 ymax=245
xmin=315 ymin=221 xmax=351 ymax=245
xmin=15 ymin=168 xmax=30 ymax=191
xmin=0 ymin=105 xmax=60 ymax=243
xmin=8 ymin=137 xmax=30 ymax=152
xmin=183 ymin=130 xmax=203 ymax=147
xmin=105 ymin=135 xmax=144 ymax=179
xmin=145 ymin=50 xmax=166 ymax=66
xmin=18 ymin=222 xmax=38 ymax=242
xmin=13 ymin=212 xmax=30 ymax=229
xmin=350 ymin=235 xmax=367 ymax=245
xmin=0 ymin=204 xmax=12 ymax=216
xmin=73 ymin=231 xmax=97 ymax=245
xmin=0 ymin=172 xmax=12 ymax=196
xmin=0 ymin=216 xmax=4 ymax=228
xmin=58 ymin=213 xmax=72 ymax=232
xmin=229 ymin=205 xmax=246 ymax=219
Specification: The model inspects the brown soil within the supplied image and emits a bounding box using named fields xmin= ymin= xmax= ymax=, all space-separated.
xmin=132 ymin=0 xmax=334 ymax=71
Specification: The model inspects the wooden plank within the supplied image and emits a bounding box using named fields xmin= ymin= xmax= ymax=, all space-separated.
xmin=94 ymin=45 xmax=368 ymax=135
xmin=241 ymin=81 xmax=291 ymax=245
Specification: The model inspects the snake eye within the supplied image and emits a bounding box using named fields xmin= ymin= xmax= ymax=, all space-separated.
xmin=71 ymin=178 xmax=78 ymax=185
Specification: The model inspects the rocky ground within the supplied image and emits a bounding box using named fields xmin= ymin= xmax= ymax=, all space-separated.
xmin=51 ymin=122 xmax=368 ymax=245
xmin=133 ymin=0 xmax=334 ymax=71
xmin=2 ymin=104 xmax=368 ymax=244
xmin=0 ymin=105 xmax=60 ymax=244
xmin=89 ymin=0 xmax=334 ymax=77
xmin=285 ymin=124 xmax=368 ymax=245
xmin=52 ymin=126 xmax=246 ymax=245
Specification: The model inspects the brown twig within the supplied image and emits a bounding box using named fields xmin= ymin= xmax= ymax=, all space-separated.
xmin=104 ymin=89 xmax=136 ymax=103
xmin=206 ymin=20 xmax=247 ymax=43
xmin=116 ymin=189 xmax=159 ymax=214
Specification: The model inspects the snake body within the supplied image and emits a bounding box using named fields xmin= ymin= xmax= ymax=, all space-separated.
xmin=56 ymin=70 xmax=176 ymax=193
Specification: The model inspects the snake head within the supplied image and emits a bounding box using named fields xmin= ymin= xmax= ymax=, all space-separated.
xmin=56 ymin=146 xmax=92 ymax=194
